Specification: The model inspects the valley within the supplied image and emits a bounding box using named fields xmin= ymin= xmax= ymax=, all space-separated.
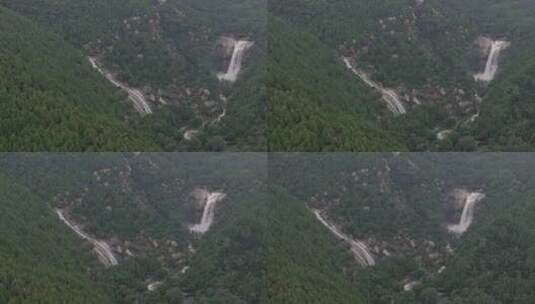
xmin=2 ymin=153 xmax=535 ymax=303
xmin=269 ymin=153 xmax=535 ymax=303
xmin=0 ymin=0 xmax=266 ymax=151
xmin=3 ymin=2 xmax=535 ymax=304
xmin=3 ymin=0 xmax=534 ymax=151
xmin=0 ymin=153 xmax=267 ymax=303
xmin=269 ymin=0 xmax=535 ymax=151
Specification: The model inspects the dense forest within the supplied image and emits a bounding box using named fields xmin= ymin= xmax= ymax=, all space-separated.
xmin=3 ymin=153 xmax=535 ymax=303
xmin=269 ymin=153 xmax=535 ymax=303
xmin=0 ymin=0 xmax=265 ymax=151
xmin=268 ymin=0 xmax=535 ymax=151
xmin=0 ymin=173 xmax=113 ymax=303
xmin=3 ymin=0 xmax=535 ymax=151
xmin=0 ymin=6 xmax=158 ymax=151
xmin=267 ymin=18 xmax=404 ymax=151
xmin=0 ymin=153 xmax=267 ymax=303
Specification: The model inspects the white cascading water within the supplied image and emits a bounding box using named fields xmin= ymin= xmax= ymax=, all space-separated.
xmin=183 ymin=129 xmax=199 ymax=141
xmin=147 ymin=281 xmax=163 ymax=292
xmin=55 ymin=209 xmax=118 ymax=267
xmin=447 ymin=191 xmax=485 ymax=236
xmin=214 ymin=107 xmax=227 ymax=123
xmin=180 ymin=265 xmax=190 ymax=273
xmin=217 ymin=40 xmax=254 ymax=83
xmin=474 ymin=40 xmax=510 ymax=83
xmin=88 ymin=57 xmax=152 ymax=114
xmin=343 ymin=57 xmax=407 ymax=115
xmin=189 ymin=192 xmax=226 ymax=234
xmin=436 ymin=129 xmax=452 ymax=141
xmin=311 ymin=209 xmax=375 ymax=267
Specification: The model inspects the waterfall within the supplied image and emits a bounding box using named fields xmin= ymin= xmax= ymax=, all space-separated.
xmin=217 ymin=40 xmax=254 ymax=83
xmin=474 ymin=40 xmax=510 ymax=83
xmin=189 ymin=192 xmax=226 ymax=234
xmin=342 ymin=57 xmax=407 ymax=115
xmin=437 ymin=129 xmax=452 ymax=141
xmin=88 ymin=57 xmax=152 ymax=114
xmin=147 ymin=281 xmax=163 ymax=292
xmin=183 ymin=129 xmax=199 ymax=141
xmin=214 ymin=107 xmax=227 ymax=124
xmin=55 ymin=209 xmax=118 ymax=267
xmin=447 ymin=192 xmax=485 ymax=235
xmin=311 ymin=208 xmax=375 ymax=267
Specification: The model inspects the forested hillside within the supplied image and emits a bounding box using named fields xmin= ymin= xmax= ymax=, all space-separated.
xmin=0 ymin=7 xmax=158 ymax=151
xmin=268 ymin=18 xmax=404 ymax=151
xmin=0 ymin=153 xmax=267 ymax=303
xmin=267 ymin=186 xmax=364 ymax=303
xmin=269 ymin=153 xmax=535 ymax=303
xmin=0 ymin=173 xmax=113 ymax=303
xmin=268 ymin=0 xmax=535 ymax=151
xmin=0 ymin=0 xmax=265 ymax=151
xmin=3 ymin=153 xmax=535 ymax=303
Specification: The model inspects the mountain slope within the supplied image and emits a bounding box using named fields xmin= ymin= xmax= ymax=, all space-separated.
xmin=2 ymin=0 xmax=266 ymax=151
xmin=269 ymin=0 xmax=535 ymax=151
xmin=267 ymin=187 xmax=364 ymax=304
xmin=0 ymin=153 xmax=267 ymax=303
xmin=268 ymin=17 xmax=405 ymax=151
xmin=0 ymin=7 xmax=158 ymax=151
xmin=270 ymin=153 xmax=535 ymax=303
xmin=0 ymin=173 xmax=112 ymax=303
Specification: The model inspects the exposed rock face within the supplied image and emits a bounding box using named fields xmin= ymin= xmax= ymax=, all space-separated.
xmin=218 ymin=36 xmax=238 ymax=57
xmin=191 ymin=188 xmax=210 ymax=205
xmin=475 ymin=36 xmax=494 ymax=52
